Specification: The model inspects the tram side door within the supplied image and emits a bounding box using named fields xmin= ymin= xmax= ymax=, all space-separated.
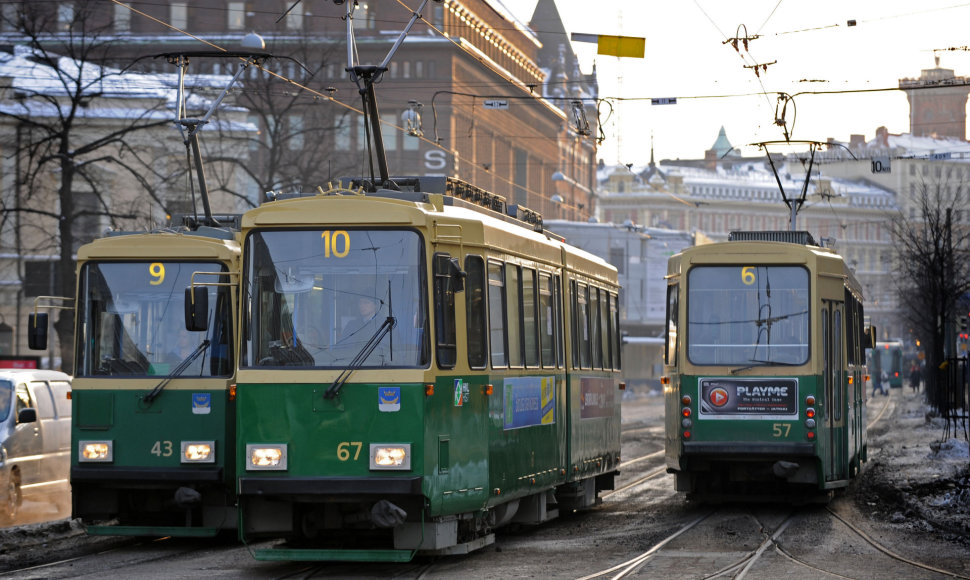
xmin=822 ymin=301 xmax=847 ymax=481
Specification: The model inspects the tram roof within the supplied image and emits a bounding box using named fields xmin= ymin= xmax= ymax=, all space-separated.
xmin=245 ymin=177 xmax=617 ymax=284
xmin=77 ymin=228 xmax=241 ymax=261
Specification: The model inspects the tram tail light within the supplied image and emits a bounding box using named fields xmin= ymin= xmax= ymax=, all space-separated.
xmin=805 ymin=395 xmax=816 ymax=406
xmin=425 ymin=383 xmax=435 ymax=396
xmin=246 ymin=444 xmax=287 ymax=470
xmin=370 ymin=443 xmax=411 ymax=470
xmin=806 ymin=408 xmax=815 ymax=418
xmin=181 ymin=441 xmax=215 ymax=463
xmin=79 ymin=440 xmax=113 ymax=462
xmin=681 ymin=407 xmax=691 ymax=418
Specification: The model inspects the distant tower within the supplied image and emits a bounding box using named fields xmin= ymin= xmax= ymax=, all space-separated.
xmin=899 ymin=56 xmax=970 ymax=139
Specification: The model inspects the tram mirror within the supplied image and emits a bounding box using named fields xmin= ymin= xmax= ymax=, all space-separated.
xmin=274 ymin=269 xmax=314 ymax=294
xmin=448 ymin=257 xmax=466 ymax=292
xmin=27 ymin=312 xmax=48 ymax=351
xmin=185 ymin=286 xmax=209 ymax=332
xmin=864 ymin=325 xmax=876 ymax=349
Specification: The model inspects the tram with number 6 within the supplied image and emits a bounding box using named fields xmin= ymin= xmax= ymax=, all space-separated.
xmin=663 ymin=231 xmax=873 ymax=501
xmin=227 ymin=177 xmax=622 ymax=561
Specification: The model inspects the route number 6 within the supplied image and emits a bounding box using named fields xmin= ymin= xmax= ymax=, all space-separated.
xmin=741 ymin=266 xmax=756 ymax=286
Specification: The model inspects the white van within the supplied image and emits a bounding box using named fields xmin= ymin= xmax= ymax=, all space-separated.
xmin=0 ymin=369 xmax=72 ymax=524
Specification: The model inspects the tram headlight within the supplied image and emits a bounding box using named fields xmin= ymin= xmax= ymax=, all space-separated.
xmin=805 ymin=418 xmax=816 ymax=429
xmin=246 ymin=443 xmax=287 ymax=470
xmin=79 ymin=440 xmax=113 ymax=462
xmin=181 ymin=441 xmax=215 ymax=464
xmin=370 ymin=443 xmax=411 ymax=470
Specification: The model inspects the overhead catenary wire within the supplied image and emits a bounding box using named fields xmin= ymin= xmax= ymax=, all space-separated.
xmin=103 ymin=0 xmax=591 ymax=218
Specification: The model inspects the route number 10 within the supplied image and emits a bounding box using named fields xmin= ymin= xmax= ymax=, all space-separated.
xmin=321 ymin=230 xmax=350 ymax=258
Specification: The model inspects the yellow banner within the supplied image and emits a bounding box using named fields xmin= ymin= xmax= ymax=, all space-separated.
xmin=597 ymin=35 xmax=645 ymax=58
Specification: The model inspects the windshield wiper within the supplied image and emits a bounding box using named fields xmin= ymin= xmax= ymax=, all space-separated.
xmin=324 ymin=316 xmax=396 ymax=400
xmin=731 ymin=358 xmax=802 ymax=374
xmin=143 ymin=339 xmax=210 ymax=404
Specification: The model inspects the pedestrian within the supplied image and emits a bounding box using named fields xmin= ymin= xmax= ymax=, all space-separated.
xmin=909 ymin=364 xmax=921 ymax=393
xmin=871 ymin=371 xmax=886 ymax=397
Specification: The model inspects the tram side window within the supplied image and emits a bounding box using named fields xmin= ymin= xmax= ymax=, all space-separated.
xmin=523 ymin=268 xmax=539 ymax=367
xmin=465 ymin=256 xmax=487 ymax=369
xmin=665 ymin=283 xmax=678 ymax=365
xmin=590 ymin=287 xmax=602 ymax=369
xmin=539 ymin=272 xmax=554 ymax=367
xmin=844 ymin=288 xmax=856 ymax=365
xmin=488 ymin=261 xmax=508 ymax=367
xmin=433 ymin=253 xmax=458 ymax=369
xmin=611 ymin=292 xmax=621 ymax=370
xmin=506 ymin=265 xmax=523 ymax=367
xmin=834 ymin=310 xmax=843 ymax=421
xmin=575 ymin=283 xmax=591 ymax=369
xmin=599 ymin=290 xmax=613 ymax=369
xmin=554 ymin=275 xmax=564 ymax=367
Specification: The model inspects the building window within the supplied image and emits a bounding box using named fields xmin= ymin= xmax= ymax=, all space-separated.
xmin=24 ymin=262 xmax=60 ymax=298
xmin=171 ymin=3 xmax=187 ymax=30
xmin=227 ymin=2 xmax=245 ymax=30
xmin=114 ymin=3 xmax=131 ymax=32
xmin=288 ymin=115 xmax=304 ymax=150
xmin=285 ymin=2 xmax=304 ymax=30
xmin=353 ymin=2 xmax=375 ymax=29
xmin=609 ymin=247 xmax=625 ymax=275
xmin=57 ymin=3 xmax=74 ymax=31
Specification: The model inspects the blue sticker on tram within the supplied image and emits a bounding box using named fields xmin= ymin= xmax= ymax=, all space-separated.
xmin=192 ymin=393 xmax=211 ymax=415
xmin=379 ymin=386 xmax=401 ymax=412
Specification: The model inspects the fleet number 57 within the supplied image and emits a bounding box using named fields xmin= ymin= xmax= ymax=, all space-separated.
xmin=771 ymin=424 xmax=791 ymax=437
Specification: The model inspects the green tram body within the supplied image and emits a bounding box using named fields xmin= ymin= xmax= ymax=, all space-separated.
xmin=69 ymin=228 xmax=241 ymax=536
xmin=663 ymin=232 xmax=871 ymax=501
xmin=235 ymin=180 xmax=622 ymax=561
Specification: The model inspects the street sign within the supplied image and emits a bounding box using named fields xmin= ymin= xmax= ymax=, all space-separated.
xmin=483 ymin=99 xmax=509 ymax=110
xmin=651 ymin=98 xmax=677 ymax=105
xmin=871 ymin=156 xmax=891 ymax=174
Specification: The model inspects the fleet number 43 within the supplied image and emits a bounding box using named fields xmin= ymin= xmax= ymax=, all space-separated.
xmin=771 ymin=424 xmax=791 ymax=438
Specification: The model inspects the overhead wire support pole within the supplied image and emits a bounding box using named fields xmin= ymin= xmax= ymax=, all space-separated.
xmin=343 ymin=0 xmax=434 ymax=189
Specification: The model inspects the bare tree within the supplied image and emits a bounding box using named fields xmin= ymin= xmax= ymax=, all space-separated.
xmin=890 ymin=177 xmax=970 ymax=414
xmin=204 ymin=36 xmax=353 ymax=203
xmin=0 ymin=2 xmax=187 ymax=372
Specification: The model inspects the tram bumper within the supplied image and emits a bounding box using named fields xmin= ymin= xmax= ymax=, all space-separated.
xmin=680 ymin=441 xmax=819 ymax=486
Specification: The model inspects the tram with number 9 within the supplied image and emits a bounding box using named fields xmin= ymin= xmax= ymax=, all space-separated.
xmin=30 ymin=221 xmax=242 ymax=536
xmin=663 ymin=231 xmax=873 ymax=501
xmin=229 ymin=177 xmax=622 ymax=561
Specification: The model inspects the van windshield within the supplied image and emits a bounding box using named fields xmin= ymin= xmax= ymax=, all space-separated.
xmin=75 ymin=261 xmax=234 ymax=377
xmin=0 ymin=379 xmax=11 ymax=421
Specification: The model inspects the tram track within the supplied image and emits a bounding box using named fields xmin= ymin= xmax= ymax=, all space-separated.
xmin=576 ymin=499 xmax=970 ymax=580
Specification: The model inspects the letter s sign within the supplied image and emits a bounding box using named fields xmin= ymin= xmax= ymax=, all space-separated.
xmin=424 ymin=150 xmax=447 ymax=171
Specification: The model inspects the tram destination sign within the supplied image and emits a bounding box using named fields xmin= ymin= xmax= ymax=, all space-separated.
xmin=698 ymin=377 xmax=798 ymax=419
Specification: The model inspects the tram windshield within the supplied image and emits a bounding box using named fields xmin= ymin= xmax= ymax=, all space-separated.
xmin=76 ymin=261 xmax=234 ymax=377
xmin=243 ymin=229 xmax=427 ymax=368
xmin=687 ymin=265 xmax=809 ymax=366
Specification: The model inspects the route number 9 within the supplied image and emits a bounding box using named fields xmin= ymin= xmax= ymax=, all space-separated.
xmin=149 ymin=262 xmax=165 ymax=285
xmin=741 ymin=266 xmax=755 ymax=286
xmin=322 ymin=230 xmax=350 ymax=258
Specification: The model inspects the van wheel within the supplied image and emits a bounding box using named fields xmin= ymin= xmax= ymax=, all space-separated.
xmin=1 ymin=473 xmax=20 ymax=525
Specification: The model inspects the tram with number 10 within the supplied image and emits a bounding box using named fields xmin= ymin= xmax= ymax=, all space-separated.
xmin=663 ymin=230 xmax=873 ymax=501
xmin=227 ymin=177 xmax=622 ymax=561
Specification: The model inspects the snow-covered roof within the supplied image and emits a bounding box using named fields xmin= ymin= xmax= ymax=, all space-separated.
xmin=0 ymin=45 xmax=251 ymax=128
